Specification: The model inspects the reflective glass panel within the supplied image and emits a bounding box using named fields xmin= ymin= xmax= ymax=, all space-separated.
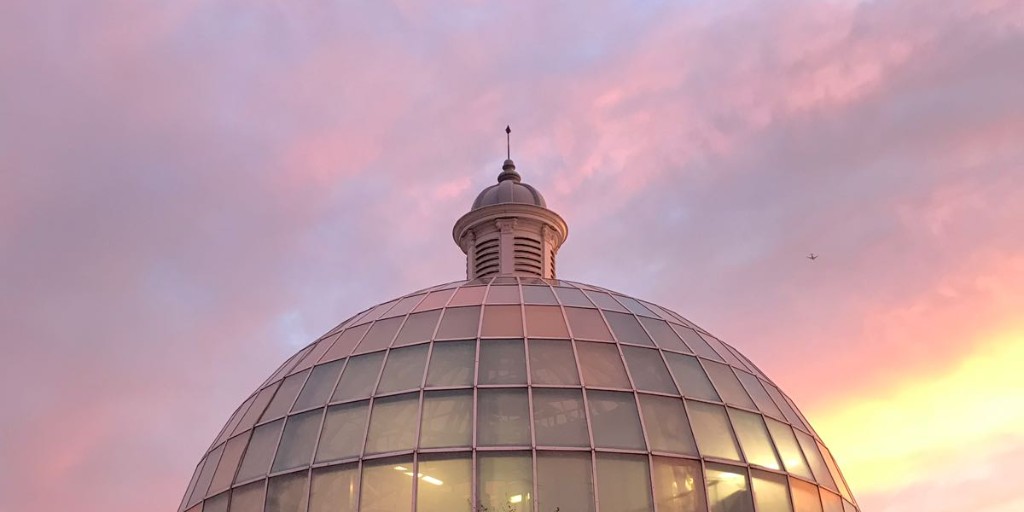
xmin=188 ymin=444 xmax=223 ymax=505
xmin=639 ymin=317 xmax=691 ymax=352
xmin=448 ymin=285 xmax=486 ymax=306
xmin=524 ymin=305 xmax=570 ymax=338
xmin=261 ymin=370 xmax=309 ymax=422
xmin=795 ymin=431 xmax=838 ymax=490
xmin=575 ymin=341 xmax=630 ymax=388
xmin=477 ymin=388 xmax=531 ymax=446
xmin=380 ymin=294 xmax=424 ymax=319
xmin=790 ymin=477 xmax=823 ymax=512
xmin=728 ymin=409 xmax=781 ymax=470
xmin=523 ymin=285 xmax=558 ymax=305
xmin=481 ymin=305 xmax=524 ymax=337
xmin=413 ymin=288 xmax=455 ymax=312
xmin=435 ymin=306 xmax=481 ymax=339
xmin=751 ymin=469 xmax=792 ymax=512
xmin=232 ymin=382 xmax=278 ymax=435
xmin=204 ymin=492 xmax=229 ymax=512
xmin=424 ymin=340 xmax=475 ymax=387
xmin=622 ymin=346 xmax=677 ymax=394
xmin=321 ymin=323 xmax=370 ymax=363
xmin=364 ymin=393 xmax=419 ymax=454
xmin=595 ymin=453 xmax=653 ymax=512
xmin=486 ymin=285 xmax=521 ymax=304
xmin=705 ymin=463 xmax=754 ymax=512
xmin=393 ymin=309 xmax=442 ymax=347
xmin=315 ymin=401 xmax=369 ymax=463
xmin=417 ymin=455 xmax=472 ymax=512
xmin=229 ymin=481 xmax=265 ymax=512
xmin=764 ymin=419 xmax=813 ymax=480
xmin=477 ymin=453 xmax=533 ymax=512
xmin=664 ymin=352 xmax=720 ymax=401
xmin=209 ymin=432 xmax=249 ymax=494
xmin=735 ymin=370 xmax=784 ymax=418
xmin=670 ymin=324 xmax=724 ymax=361
xmin=533 ymin=388 xmax=590 ymax=447
xmin=820 ymin=490 xmax=844 ymax=512
xmin=587 ymin=390 xmax=646 ymax=450
xmin=272 ymin=408 xmax=323 ymax=472
xmin=652 ymin=456 xmax=706 ymax=512
xmin=478 ymin=339 xmax=527 ymax=385
xmin=818 ymin=443 xmax=853 ymax=501
xmin=537 ymin=452 xmax=596 ymax=512
xmin=331 ymin=352 xmax=385 ymax=402
xmin=309 ymin=463 xmax=358 ymax=512
xmin=687 ymin=401 xmax=742 ymax=461
xmin=762 ymin=382 xmax=806 ymax=428
xmin=266 ymin=471 xmax=308 ymax=512
xmin=564 ymin=307 xmax=613 ymax=341
xmin=361 ymin=457 xmax=413 ymax=511
xmin=585 ymin=291 xmax=629 ymax=312
xmin=292 ymin=360 xmax=344 ymax=411
xmin=354 ymin=316 xmax=403 ymax=354
xmin=605 ymin=311 xmax=655 ymax=346
xmin=554 ymin=287 xmax=593 ymax=307
xmin=376 ymin=344 xmax=429 ymax=394
xmin=639 ymin=394 xmax=698 ymax=455
xmin=528 ymin=339 xmax=580 ymax=385
xmin=702 ymin=361 xmax=756 ymax=408
xmin=617 ymin=295 xmax=658 ymax=317
xmin=419 ymin=389 xmax=473 ymax=448
xmin=235 ymin=419 xmax=284 ymax=483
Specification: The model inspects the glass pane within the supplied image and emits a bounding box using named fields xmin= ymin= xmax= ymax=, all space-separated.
xmin=481 ymin=305 xmax=524 ymax=337
xmin=316 ymin=401 xmax=369 ymax=463
xmin=209 ymin=432 xmax=250 ymax=494
xmin=622 ymin=346 xmax=677 ymax=394
xmin=820 ymin=490 xmax=844 ymax=512
xmin=321 ymin=323 xmax=370 ymax=363
xmin=233 ymin=382 xmax=280 ymax=435
xmin=701 ymin=334 xmax=747 ymax=368
xmin=380 ymin=294 xmax=424 ymax=319
xmin=638 ymin=395 xmax=698 ymax=455
xmin=670 ymin=324 xmax=724 ymax=361
xmin=652 ymin=456 xmax=705 ymax=512
xmin=585 ymin=291 xmax=629 ymax=312
xmin=413 ymin=288 xmax=455 ymax=312
xmin=595 ymin=453 xmax=653 ymax=512
xmin=564 ymin=307 xmax=613 ymax=341
xmin=361 ymin=456 xmax=413 ymax=511
xmin=604 ymin=311 xmax=655 ymax=346
xmin=309 ymin=464 xmax=358 ymax=512
xmin=533 ymin=388 xmax=590 ymax=447
xmin=486 ymin=285 xmax=521 ymax=304
xmin=425 ymin=340 xmax=475 ymax=387
xmin=449 ymin=285 xmax=487 ymax=306
xmin=435 ymin=306 xmax=481 ymax=339
xmin=393 ymin=309 xmax=442 ymax=346
xmin=575 ymin=341 xmax=630 ymax=388
xmin=817 ymin=442 xmax=853 ymax=501
xmin=477 ymin=388 xmax=531 ymax=446
xmin=272 ymin=408 xmax=323 ymax=472
xmin=261 ymin=370 xmax=309 ymax=422
xmin=763 ymin=383 xmax=806 ymax=429
xmin=795 ymin=431 xmax=837 ymax=490
xmin=204 ymin=492 xmax=229 ymax=512
xmin=419 ymin=390 xmax=473 ymax=448
xmin=189 ymin=444 xmax=223 ymax=504
xmin=417 ymin=455 xmax=473 ymax=512
xmin=735 ymin=371 xmax=784 ymax=418
xmin=331 ymin=352 xmax=385 ymax=402
xmin=537 ymin=452 xmax=596 ymax=512
xmin=664 ymin=353 xmax=720 ymax=401
xmin=477 ymin=453 xmax=532 ymax=512
xmin=354 ymin=316 xmax=403 ymax=354
xmin=528 ymin=340 xmax=580 ymax=385
xmin=587 ymin=390 xmax=646 ymax=450
xmin=554 ymin=286 xmax=593 ymax=307
xmin=751 ymin=469 xmax=792 ymax=512
xmin=703 ymin=361 xmax=755 ymax=408
xmin=479 ymin=339 xmax=527 ymax=385
xmin=292 ymin=360 xmax=344 ymax=411
xmin=376 ymin=344 xmax=429 ymax=394
xmin=229 ymin=481 xmax=265 ymax=512
xmin=235 ymin=419 xmax=284 ymax=483
xmin=706 ymin=463 xmax=754 ymax=512
xmin=521 ymin=307 xmax=568 ymax=341
xmin=364 ymin=393 xmax=419 ymax=454
xmin=266 ymin=471 xmax=308 ymax=512
xmin=523 ymin=285 xmax=558 ymax=305
xmin=728 ymin=409 xmax=781 ymax=470
xmin=764 ymin=419 xmax=813 ymax=480
xmin=616 ymin=295 xmax=658 ymax=317
xmin=639 ymin=317 xmax=691 ymax=352
xmin=790 ymin=477 xmax=823 ymax=512
xmin=687 ymin=401 xmax=742 ymax=461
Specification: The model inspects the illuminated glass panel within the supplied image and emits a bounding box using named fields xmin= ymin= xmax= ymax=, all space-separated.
xmin=790 ymin=477 xmax=823 ymax=512
xmin=528 ymin=339 xmax=580 ymax=386
xmin=705 ymin=463 xmax=754 ymax=512
xmin=728 ymin=409 xmax=781 ymax=470
xmin=524 ymin=305 xmax=570 ymax=338
xmin=818 ymin=442 xmax=854 ymax=502
xmin=564 ymin=307 xmax=613 ymax=340
xmin=364 ymin=393 xmax=419 ymax=454
xmin=795 ymin=431 xmax=838 ymax=491
xmin=638 ymin=394 xmax=698 ymax=455
xmin=664 ymin=352 xmax=720 ymax=401
xmin=622 ymin=346 xmax=677 ymax=394
xmin=477 ymin=388 xmax=531 ymax=446
xmin=478 ymin=339 xmax=527 ymax=385
xmin=536 ymin=452 xmax=595 ymax=512
xmin=477 ymin=453 xmax=533 ymax=512
xmin=235 ymin=419 xmax=283 ymax=483
xmin=751 ymin=469 xmax=792 ymax=512
xmin=576 ymin=341 xmax=630 ymax=388
xmin=481 ymin=305 xmax=524 ymax=337
xmin=266 ymin=471 xmax=308 ymax=512
xmin=331 ymin=352 xmax=385 ymax=403
xmin=702 ymin=361 xmax=756 ymax=409
xmin=533 ymin=388 xmax=590 ymax=447
xmin=417 ymin=455 xmax=472 ymax=512
xmin=687 ymin=401 xmax=742 ymax=461
xmin=309 ymin=464 xmax=358 ymax=512
xmin=595 ymin=453 xmax=653 ymax=512
xmin=292 ymin=360 xmax=344 ymax=411
xmin=587 ymin=390 xmax=646 ymax=450
xmin=735 ymin=370 xmax=784 ymax=418
xmin=419 ymin=389 xmax=473 ymax=448
xmin=272 ymin=408 xmax=323 ymax=472
xmin=424 ymin=340 xmax=475 ymax=387
xmin=315 ymin=401 xmax=369 ymax=463
xmin=376 ymin=344 xmax=428 ymax=394
xmin=360 ymin=457 xmax=413 ymax=511
xmin=821 ymin=489 xmax=844 ymax=512
xmin=652 ymin=456 xmax=705 ymax=512
xmin=764 ymin=419 xmax=813 ymax=480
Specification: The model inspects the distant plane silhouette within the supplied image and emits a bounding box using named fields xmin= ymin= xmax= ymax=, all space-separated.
xmin=807 ymin=253 xmax=819 ymax=261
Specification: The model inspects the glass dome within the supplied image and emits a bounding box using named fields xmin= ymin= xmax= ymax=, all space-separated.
xmin=179 ymin=276 xmax=859 ymax=512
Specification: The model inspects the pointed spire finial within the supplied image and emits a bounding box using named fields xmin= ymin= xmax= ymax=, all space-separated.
xmin=499 ymin=125 xmax=521 ymax=183
xmin=505 ymin=125 xmax=511 ymax=160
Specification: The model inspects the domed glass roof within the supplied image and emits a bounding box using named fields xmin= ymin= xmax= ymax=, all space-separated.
xmin=179 ymin=276 xmax=859 ymax=512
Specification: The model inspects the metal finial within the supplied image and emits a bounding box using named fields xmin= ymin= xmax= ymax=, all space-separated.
xmin=505 ymin=125 xmax=511 ymax=160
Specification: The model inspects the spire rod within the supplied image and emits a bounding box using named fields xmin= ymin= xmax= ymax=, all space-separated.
xmin=505 ymin=125 xmax=511 ymax=160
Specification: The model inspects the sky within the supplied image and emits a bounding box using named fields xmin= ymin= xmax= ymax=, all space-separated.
xmin=1 ymin=0 xmax=1022 ymax=511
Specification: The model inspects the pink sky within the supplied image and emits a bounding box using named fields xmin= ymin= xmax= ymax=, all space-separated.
xmin=2 ymin=1 xmax=1023 ymax=511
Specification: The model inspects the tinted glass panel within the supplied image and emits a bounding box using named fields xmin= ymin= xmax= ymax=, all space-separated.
xmin=331 ymin=352 xmax=385 ymax=403
xmin=595 ymin=453 xmax=653 ymax=512
xmin=188 ymin=444 xmax=223 ymax=505
xmin=764 ymin=418 xmax=814 ymax=480
xmin=639 ymin=316 xmax=691 ymax=352
xmin=639 ymin=394 xmax=698 ymax=455
xmin=354 ymin=317 xmax=403 ymax=354
xmin=261 ymin=370 xmax=309 ymax=422
xmin=671 ymin=324 xmax=724 ymax=361
xmin=361 ymin=457 xmax=413 ymax=511
xmin=687 ymin=401 xmax=742 ymax=461
xmin=364 ymin=393 xmax=419 ymax=454
xmin=204 ymin=492 xmax=229 ymax=512
xmin=523 ymin=285 xmax=558 ymax=305
xmin=376 ymin=344 xmax=429 ymax=394
xmin=209 ymin=432 xmax=249 ymax=494
xmin=435 ymin=306 xmax=480 ymax=339
xmin=320 ymin=323 xmax=370 ymax=363
xmin=486 ymin=285 xmax=521 ymax=304
xmin=735 ymin=370 xmax=784 ymax=418
xmin=481 ymin=305 xmax=524 ymax=337
xmin=818 ymin=442 xmax=853 ymax=501
xmin=554 ymin=287 xmax=593 ymax=307
xmin=292 ymin=360 xmax=344 ymax=411
xmin=235 ymin=419 xmax=284 ymax=483
xmin=477 ymin=388 xmax=531 ymax=446
xmin=478 ymin=453 xmax=533 ymax=512
xmin=587 ymin=390 xmax=646 ymax=450
xmin=316 ymin=401 xmax=369 ymax=463
xmin=664 ymin=352 xmax=720 ymax=401
xmin=821 ymin=490 xmax=844 ymax=512
xmin=266 ymin=471 xmax=308 ymax=512
xmin=791 ymin=477 xmax=824 ymax=512
xmin=413 ymin=289 xmax=455 ymax=312
xmin=564 ymin=307 xmax=613 ymax=340
xmin=448 ymin=286 xmax=486 ymax=306
xmin=653 ymin=456 xmax=706 ymax=512
xmin=417 ymin=455 xmax=472 ymax=512
xmin=622 ymin=346 xmax=677 ymax=394
xmin=309 ymin=464 xmax=358 ymax=512
xmin=706 ymin=463 xmax=754 ymax=512
xmin=728 ymin=409 xmax=781 ymax=470
xmin=585 ymin=291 xmax=629 ymax=312
xmin=528 ymin=339 xmax=580 ymax=385
xmin=478 ymin=339 xmax=527 ymax=385
xmin=380 ymin=294 xmax=424 ymax=319
xmin=703 ymin=361 xmax=756 ymax=408
xmin=272 ymin=408 xmax=323 ymax=472
xmin=419 ymin=390 xmax=473 ymax=448
xmin=524 ymin=305 xmax=570 ymax=338
xmin=617 ymin=295 xmax=658 ymax=317
xmin=232 ymin=382 xmax=279 ymax=435
xmin=751 ymin=470 xmax=793 ymax=512
xmin=229 ymin=481 xmax=265 ymax=512
xmin=537 ymin=452 xmax=596 ymax=512
xmin=605 ymin=311 xmax=655 ymax=346
xmin=392 ymin=309 xmax=442 ymax=346
xmin=576 ymin=341 xmax=630 ymax=388
xmin=424 ymin=340 xmax=475 ymax=387
xmin=795 ymin=431 xmax=838 ymax=490
xmin=533 ymin=388 xmax=590 ymax=447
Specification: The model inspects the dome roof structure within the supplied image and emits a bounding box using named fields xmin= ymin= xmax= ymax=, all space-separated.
xmin=180 ymin=142 xmax=859 ymax=512
xmin=471 ymin=159 xmax=547 ymax=210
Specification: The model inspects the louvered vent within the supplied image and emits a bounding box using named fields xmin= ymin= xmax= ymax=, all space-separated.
xmin=513 ymin=236 xmax=544 ymax=277
xmin=473 ymin=237 xmax=500 ymax=277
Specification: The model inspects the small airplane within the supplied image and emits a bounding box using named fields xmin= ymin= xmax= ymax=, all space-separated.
xmin=807 ymin=253 xmax=819 ymax=261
